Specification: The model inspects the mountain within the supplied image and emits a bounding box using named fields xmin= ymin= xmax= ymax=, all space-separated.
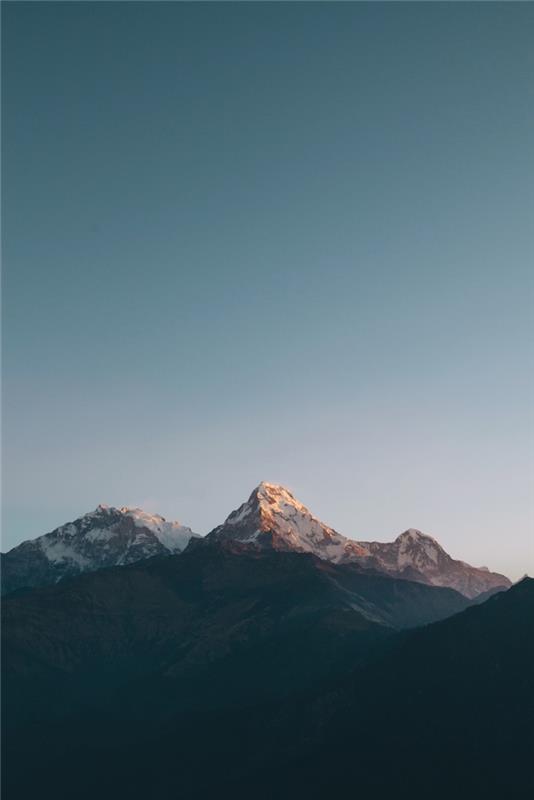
xmin=2 ymin=482 xmax=511 ymax=598
xmin=202 ymin=481 xmax=511 ymax=597
xmin=205 ymin=481 xmax=368 ymax=561
xmin=356 ymin=527 xmax=510 ymax=597
xmin=2 ymin=543 xmax=530 ymax=800
xmin=2 ymin=542 xmax=470 ymax=725
xmin=1 ymin=504 xmax=199 ymax=595
xmin=261 ymin=576 xmax=534 ymax=799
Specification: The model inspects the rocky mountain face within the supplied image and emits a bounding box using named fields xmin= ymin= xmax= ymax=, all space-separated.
xmin=1 ymin=504 xmax=199 ymax=595
xmin=203 ymin=482 xmax=511 ymax=598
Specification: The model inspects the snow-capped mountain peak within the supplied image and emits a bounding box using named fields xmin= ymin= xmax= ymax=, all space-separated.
xmin=225 ymin=482 xmax=316 ymax=528
xmin=205 ymin=483 xmax=511 ymax=599
xmin=209 ymin=482 xmax=368 ymax=562
xmin=395 ymin=528 xmax=438 ymax=543
xmin=2 ymin=486 xmax=512 ymax=601
xmin=394 ymin=529 xmax=444 ymax=566
xmin=2 ymin=504 xmax=200 ymax=595
xmin=357 ymin=527 xmax=510 ymax=597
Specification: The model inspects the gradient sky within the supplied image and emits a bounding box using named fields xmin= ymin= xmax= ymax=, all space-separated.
xmin=3 ymin=2 xmax=533 ymax=579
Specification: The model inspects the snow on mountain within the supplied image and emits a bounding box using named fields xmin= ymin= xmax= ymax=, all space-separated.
xmin=2 ymin=483 xmax=512 ymax=600
xmin=206 ymin=481 xmax=368 ymax=562
xmin=1 ymin=504 xmax=199 ymax=595
xmin=118 ymin=506 xmax=196 ymax=553
xmin=355 ymin=528 xmax=511 ymax=598
xmin=204 ymin=482 xmax=511 ymax=599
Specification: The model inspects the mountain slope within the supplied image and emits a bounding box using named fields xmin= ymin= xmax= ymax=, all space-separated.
xmin=2 ymin=541 xmax=470 ymax=726
xmin=263 ymin=576 xmax=534 ymax=798
xmin=203 ymin=481 xmax=511 ymax=597
xmin=1 ymin=504 xmax=199 ymax=595
xmin=2 ymin=550 xmax=529 ymax=800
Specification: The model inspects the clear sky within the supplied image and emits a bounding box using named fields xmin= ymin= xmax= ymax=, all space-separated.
xmin=2 ymin=2 xmax=533 ymax=580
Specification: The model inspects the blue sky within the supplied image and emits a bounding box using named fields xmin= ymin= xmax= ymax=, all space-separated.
xmin=3 ymin=2 xmax=533 ymax=579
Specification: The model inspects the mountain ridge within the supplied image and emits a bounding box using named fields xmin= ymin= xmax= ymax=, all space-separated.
xmin=201 ymin=481 xmax=511 ymax=598
xmin=1 ymin=539 xmax=472 ymax=725
xmin=2 ymin=481 xmax=511 ymax=598
xmin=3 ymin=547 xmax=531 ymax=800
xmin=1 ymin=504 xmax=199 ymax=595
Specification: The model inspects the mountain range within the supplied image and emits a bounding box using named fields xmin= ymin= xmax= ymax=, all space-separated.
xmin=2 ymin=537 xmax=532 ymax=799
xmin=1 ymin=541 xmax=471 ymax=727
xmin=1 ymin=482 xmax=531 ymax=799
xmin=2 ymin=481 xmax=525 ymax=800
xmin=204 ymin=481 xmax=510 ymax=597
xmin=1 ymin=481 xmax=510 ymax=598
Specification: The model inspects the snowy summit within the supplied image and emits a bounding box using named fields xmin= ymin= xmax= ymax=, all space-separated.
xmin=1 ymin=504 xmax=199 ymax=594
xmin=205 ymin=482 xmax=511 ymax=598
